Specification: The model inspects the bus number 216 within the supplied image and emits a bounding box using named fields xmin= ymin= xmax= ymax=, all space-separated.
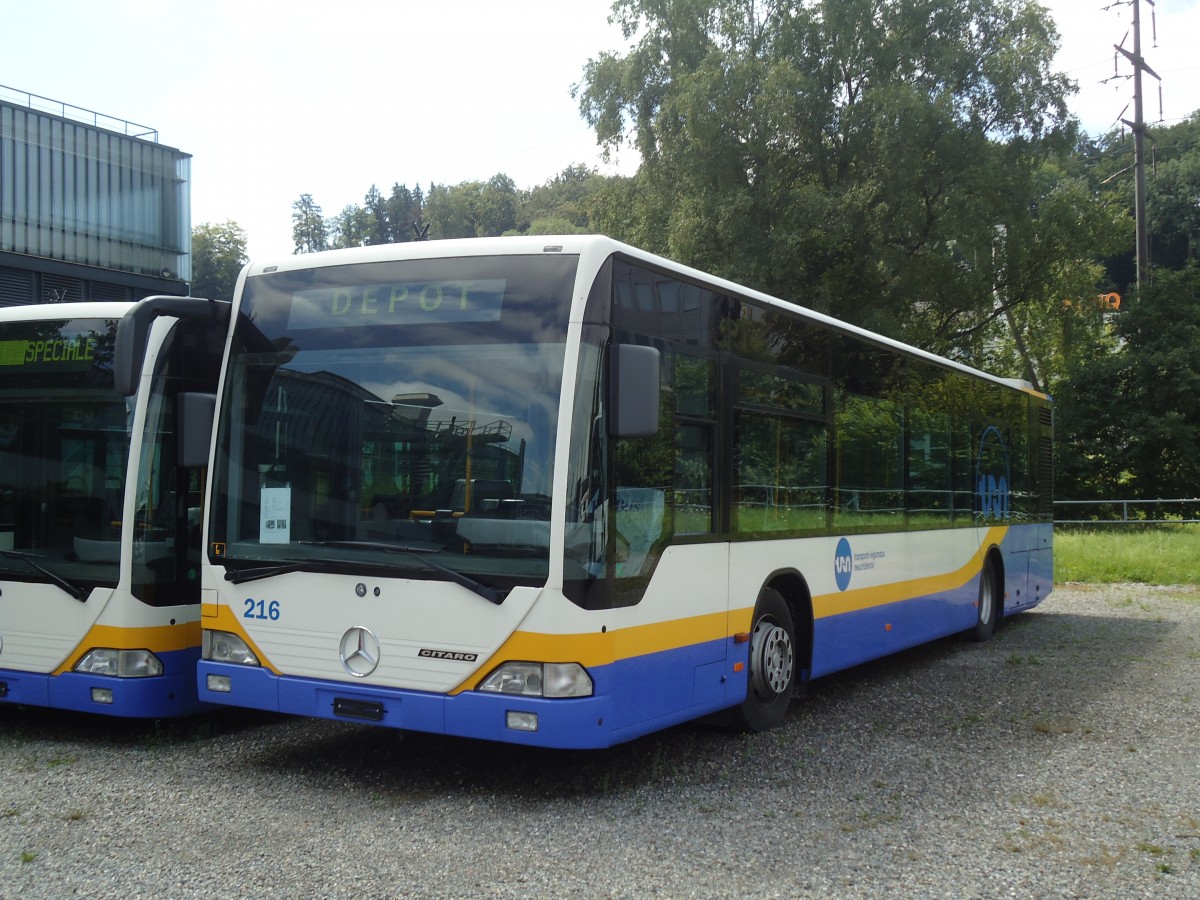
xmin=243 ymin=598 xmax=281 ymax=621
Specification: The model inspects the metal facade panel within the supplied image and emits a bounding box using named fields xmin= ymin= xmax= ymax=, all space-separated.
xmin=0 ymin=98 xmax=190 ymax=282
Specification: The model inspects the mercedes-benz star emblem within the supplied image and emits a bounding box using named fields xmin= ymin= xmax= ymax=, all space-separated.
xmin=339 ymin=626 xmax=381 ymax=677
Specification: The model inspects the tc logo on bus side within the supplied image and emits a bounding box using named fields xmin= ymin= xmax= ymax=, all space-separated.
xmin=834 ymin=538 xmax=853 ymax=592
xmin=976 ymin=425 xmax=1011 ymax=521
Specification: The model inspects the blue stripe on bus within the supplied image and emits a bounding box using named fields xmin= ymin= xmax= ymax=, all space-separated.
xmin=0 ymin=646 xmax=209 ymax=718
xmin=811 ymin=579 xmax=979 ymax=677
xmin=812 ymin=524 xmax=1052 ymax=677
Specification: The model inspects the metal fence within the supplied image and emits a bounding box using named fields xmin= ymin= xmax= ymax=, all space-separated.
xmin=0 ymin=83 xmax=158 ymax=140
xmin=1054 ymin=498 xmax=1200 ymax=525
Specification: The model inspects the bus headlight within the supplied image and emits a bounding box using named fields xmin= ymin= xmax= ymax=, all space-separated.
xmin=478 ymin=662 xmax=592 ymax=698
xmin=74 ymin=649 xmax=163 ymax=678
xmin=202 ymin=630 xmax=260 ymax=666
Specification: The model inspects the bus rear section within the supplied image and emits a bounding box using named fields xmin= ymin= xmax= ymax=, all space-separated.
xmin=0 ymin=302 xmax=223 ymax=717
xmin=191 ymin=237 xmax=1052 ymax=748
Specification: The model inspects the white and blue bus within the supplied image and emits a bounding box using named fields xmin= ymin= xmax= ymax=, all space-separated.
xmin=0 ymin=300 xmax=225 ymax=717
xmin=132 ymin=236 xmax=1051 ymax=748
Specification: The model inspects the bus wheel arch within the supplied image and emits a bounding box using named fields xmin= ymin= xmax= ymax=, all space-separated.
xmin=969 ymin=549 xmax=1005 ymax=642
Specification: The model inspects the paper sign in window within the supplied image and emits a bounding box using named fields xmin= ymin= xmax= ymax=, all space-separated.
xmin=260 ymin=487 xmax=291 ymax=544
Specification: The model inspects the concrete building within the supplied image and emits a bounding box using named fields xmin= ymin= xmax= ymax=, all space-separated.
xmin=0 ymin=85 xmax=190 ymax=306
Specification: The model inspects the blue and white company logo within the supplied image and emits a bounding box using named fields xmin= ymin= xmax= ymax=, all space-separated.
xmin=976 ymin=425 xmax=1012 ymax=521
xmin=834 ymin=537 xmax=853 ymax=592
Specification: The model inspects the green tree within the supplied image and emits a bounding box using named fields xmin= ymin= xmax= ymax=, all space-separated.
xmin=383 ymin=183 xmax=424 ymax=242
xmin=1076 ymin=113 xmax=1200 ymax=293
xmin=291 ymin=194 xmax=328 ymax=254
xmin=292 ymin=169 xmax=611 ymax=247
xmin=330 ymin=203 xmax=374 ymax=248
xmin=421 ymin=175 xmax=520 ymax=239
xmin=1147 ymin=114 xmax=1200 ymax=271
xmin=1057 ymin=265 xmax=1200 ymax=505
xmin=191 ymin=221 xmax=248 ymax=301
xmin=576 ymin=0 xmax=1114 ymax=371
xmin=423 ymin=182 xmax=479 ymax=239
xmin=477 ymin=174 xmax=519 ymax=236
xmin=984 ymin=161 xmax=1126 ymax=389
xmin=519 ymin=164 xmax=607 ymax=234
xmin=363 ymin=185 xmax=390 ymax=245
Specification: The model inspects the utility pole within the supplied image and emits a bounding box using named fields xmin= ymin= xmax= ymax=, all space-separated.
xmin=1114 ymin=0 xmax=1161 ymax=290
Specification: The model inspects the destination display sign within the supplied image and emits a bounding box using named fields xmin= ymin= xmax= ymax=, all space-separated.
xmin=0 ymin=327 xmax=105 ymax=372
xmin=286 ymin=279 xmax=506 ymax=330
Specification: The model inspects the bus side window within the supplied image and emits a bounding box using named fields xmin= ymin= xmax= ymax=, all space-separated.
xmin=614 ymin=445 xmax=668 ymax=577
xmin=833 ymin=392 xmax=904 ymax=527
xmin=674 ymin=422 xmax=714 ymax=534
xmin=735 ymin=412 xmax=827 ymax=534
xmin=908 ymin=406 xmax=953 ymax=525
xmin=674 ymin=352 xmax=717 ymax=535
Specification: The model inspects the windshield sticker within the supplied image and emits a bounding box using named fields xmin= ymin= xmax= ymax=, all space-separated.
xmin=260 ymin=486 xmax=292 ymax=544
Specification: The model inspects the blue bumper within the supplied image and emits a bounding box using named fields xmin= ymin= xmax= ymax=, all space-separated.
xmin=199 ymin=635 xmax=745 ymax=749
xmin=0 ymin=647 xmax=208 ymax=718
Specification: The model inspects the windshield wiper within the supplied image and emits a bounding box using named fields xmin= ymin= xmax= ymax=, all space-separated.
xmin=0 ymin=549 xmax=89 ymax=602
xmin=224 ymin=557 xmax=392 ymax=585
xmin=225 ymin=560 xmax=314 ymax=584
xmin=300 ymin=540 xmax=505 ymax=605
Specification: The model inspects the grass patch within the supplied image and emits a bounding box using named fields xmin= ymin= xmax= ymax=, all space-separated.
xmin=1054 ymin=528 xmax=1200 ymax=585
xmin=1031 ymin=790 xmax=1061 ymax=808
xmin=1006 ymin=653 xmax=1043 ymax=667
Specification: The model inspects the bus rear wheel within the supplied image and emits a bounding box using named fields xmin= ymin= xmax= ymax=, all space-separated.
xmin=969 ymin=561 xmax=999 ymax=642
xmin=730 ymin=588 xmax=796 ymax=732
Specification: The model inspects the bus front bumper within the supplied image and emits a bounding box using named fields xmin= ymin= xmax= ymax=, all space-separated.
xmin=0 ymin=654 xmax=206 ymax=718
xmin=196 ymin=659 xmax=743 ymax=749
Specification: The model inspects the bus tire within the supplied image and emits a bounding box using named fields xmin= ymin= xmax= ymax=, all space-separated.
xmin=730 ymin=587 xmax=796 ymax=732
xmin=969 ymin=560 xmax=999 ymax=642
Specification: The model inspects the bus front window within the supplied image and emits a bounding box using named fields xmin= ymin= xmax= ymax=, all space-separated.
xmin=211 ymin=254 xmax=576 ymax=590
xmin=0 ymin=318 xmax=127 ymax=592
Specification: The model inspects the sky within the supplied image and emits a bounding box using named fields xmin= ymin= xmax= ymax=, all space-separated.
xmin=1045 ymin=0 xmax=1200 ymax=135
xmin=2 ymin=0 xmax=1199 ymax=262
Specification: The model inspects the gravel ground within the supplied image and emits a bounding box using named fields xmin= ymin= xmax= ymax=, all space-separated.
xmin=3 ymin=583 xmax=1200 ymax=899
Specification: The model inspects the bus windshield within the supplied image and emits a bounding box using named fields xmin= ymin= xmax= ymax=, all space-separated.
xmin=210 ymin=253 xmax=577 ymax=588
xmin=0 ymin=317 xmax=126 ymax=592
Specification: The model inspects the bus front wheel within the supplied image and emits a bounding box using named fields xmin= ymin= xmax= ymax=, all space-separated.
xmin=730 ymin=588 xmax=796 ymax=732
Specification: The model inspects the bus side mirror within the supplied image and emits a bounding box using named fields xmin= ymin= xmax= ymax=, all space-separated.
xmin=177 ymin=392 xmax=216 ymax=468
xmin=609 ymin=344 xmax=661 ymax=438
xmin=114 ymin=296 xmax=231 ymax=396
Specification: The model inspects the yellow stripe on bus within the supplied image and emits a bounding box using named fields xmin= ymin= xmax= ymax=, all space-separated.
xmin=453 ymin=609 xmax=746 ymax=693
xmin=496 ymin=610 xmax=733 ymax=666
xmin=51 ymin=621 xmax=201 ymax=675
